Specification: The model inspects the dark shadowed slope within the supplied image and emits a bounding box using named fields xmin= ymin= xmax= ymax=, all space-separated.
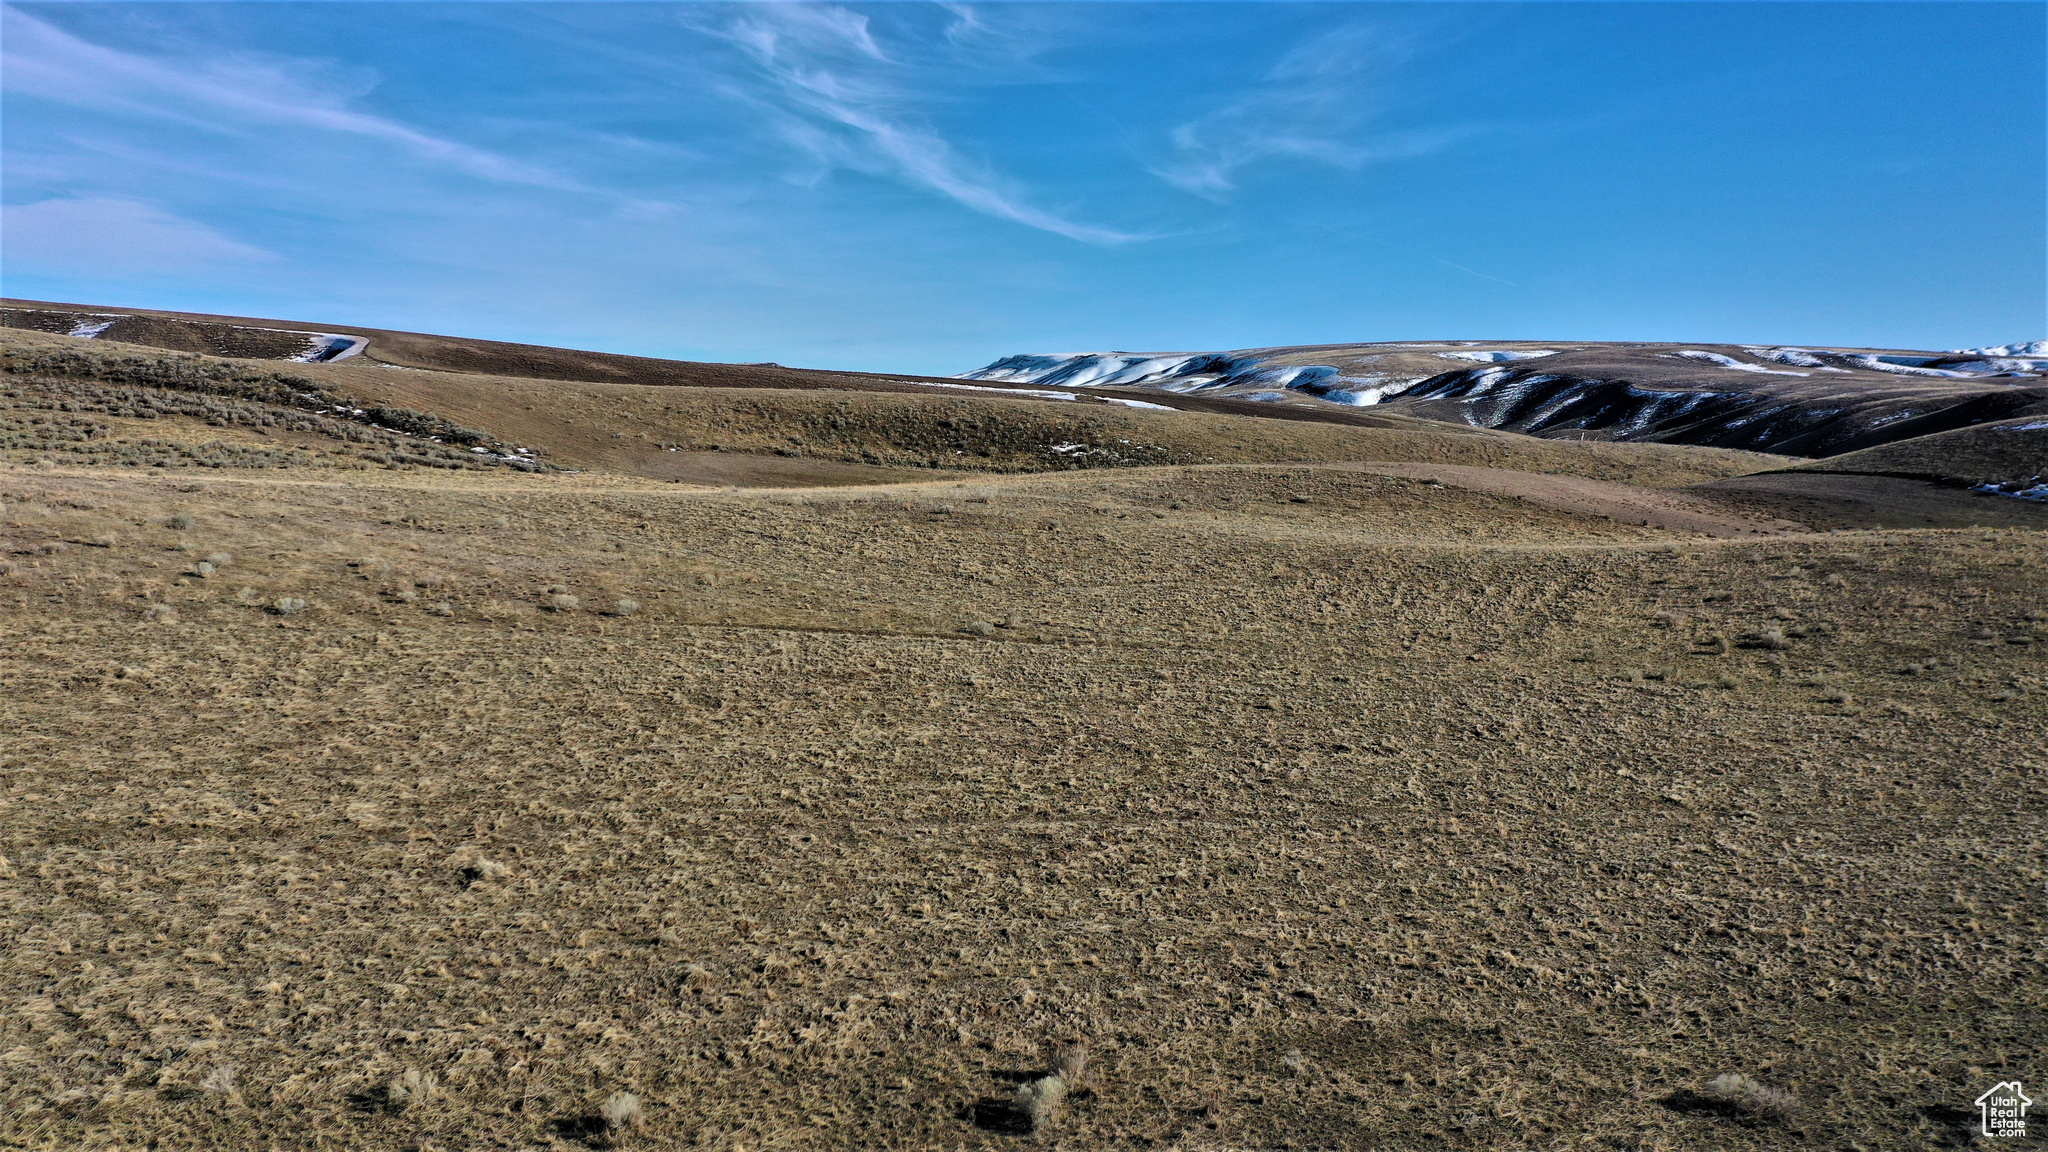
xmin=962 ymin=341 xmax=2048 ymax=458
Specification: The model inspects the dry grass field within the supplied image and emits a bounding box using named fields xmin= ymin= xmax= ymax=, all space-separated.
xmin=2 ymin=329 xmax=2044 ymax=1151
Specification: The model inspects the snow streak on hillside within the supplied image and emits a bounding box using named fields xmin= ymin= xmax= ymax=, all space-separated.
xmin=956 ymin=351 xmax=1403 ymax=405
xmin=1440 ymin=349 xmax=1555 ymax=363
xmin=956 ymin=341 xmax=2048 ymax=456
xmin=959 ymin=352 xmax=1263 ymax=392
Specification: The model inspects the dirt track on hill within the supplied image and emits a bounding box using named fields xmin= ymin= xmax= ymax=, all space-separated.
xmin=1339 ymin=463 xmax=1805 ymax=537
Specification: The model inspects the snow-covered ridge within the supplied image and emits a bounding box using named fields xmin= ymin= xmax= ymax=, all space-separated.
xmin=958 ymin=352 xmax=1263 ymax=392
xmin=1744 ymin=345 xmax=2047 ymax=379
xmin=956 ymin=349 xmax=1432 ymax=405
xmin=1954 ymin=341 xmax=2048 ymax=357
xmin=957 ymin=348 xmax=1554 ymax=396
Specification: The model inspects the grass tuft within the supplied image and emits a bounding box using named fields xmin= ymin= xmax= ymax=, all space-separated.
xmin=198 ymin=1066 xmax=239 ymax=1101
xmin=386 ymin=1069 xmax=437 ymax=1113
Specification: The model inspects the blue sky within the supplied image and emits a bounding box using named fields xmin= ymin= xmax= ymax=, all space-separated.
xmin=3 ymin=2 xmax=2042 ymax=374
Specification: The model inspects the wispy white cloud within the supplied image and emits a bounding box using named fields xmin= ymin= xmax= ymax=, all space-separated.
xmin=2 ymin=196 xmax=276 ymax=277
xmin=0 ymin=6 xmax=583 ymax=194
xmin=939 ymin=3 xmax=987 ymax=47
xmin=698 ymin=4 xmax=1137 ymax=245
xmin=1152 ymin=23 xmax=1468 ymax=199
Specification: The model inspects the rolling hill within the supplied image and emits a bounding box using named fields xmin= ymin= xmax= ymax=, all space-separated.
xmin=960 ymin=340 xmax=2048 ymax=458
xmin=1 ymin=304 xmax=2044 ymax=1151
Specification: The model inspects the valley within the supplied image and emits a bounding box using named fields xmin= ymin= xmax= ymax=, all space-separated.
xmin=0 ymin=309 xmax=2042 ymax=1151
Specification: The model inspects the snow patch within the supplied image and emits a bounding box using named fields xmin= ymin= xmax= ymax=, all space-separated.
xmin=1742 ymin=346 xmax=1847 ymax=371
xmin=67 ymin=317 xmax=119 ymax=339
xmin=1438 ymin=349 xmax=1556 ymax=363
xmin=1974 ymin=476 xmax=2048 ymax=501
xmin=912 ymin=380 xmax=1080 ymax=402
xmin=1841 ymin=354 xmax=1982 ymax=379
xmin=1321 ymin=377 xmax=1418 ymax=406
xmin=1102 ymin=397 xmax=1178 ymax=410
xmin=1668 ymin=350 xmax=1808 ymax=376
xmin=289 ymin=334 xmax=368 ymax=363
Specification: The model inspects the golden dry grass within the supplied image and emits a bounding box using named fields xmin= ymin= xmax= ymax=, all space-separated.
xmin=1 ymin=327 xmax=1790 ymax=487
xmin=1 ymin=333 xmax=2044 ymax=1152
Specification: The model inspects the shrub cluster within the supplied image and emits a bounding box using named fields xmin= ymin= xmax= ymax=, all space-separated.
xmin=0 ymin=342 xmax=532 ymax=470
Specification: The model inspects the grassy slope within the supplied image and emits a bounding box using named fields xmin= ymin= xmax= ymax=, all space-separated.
xmin=1787 ymin=416 xmax=2048 ymax=485
xmin=2 ymin=329 xmax=1788 ymax=488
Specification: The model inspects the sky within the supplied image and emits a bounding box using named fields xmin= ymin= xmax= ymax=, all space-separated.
xmin=2 ymin=2 xmax=2043 ymax=375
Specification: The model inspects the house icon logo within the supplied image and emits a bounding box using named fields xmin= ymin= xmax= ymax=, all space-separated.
xmin=1976 ymin=1081 xmax=2031 ymax=1138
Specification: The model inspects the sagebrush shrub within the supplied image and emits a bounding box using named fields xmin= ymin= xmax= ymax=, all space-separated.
xmin=600 ymin=1091 xmax=644 ymax=1132
xmin=1015 ymin=1074 xmax=1067 ymax=1132
xmin=1702 ymin=1072 xmax=1799 ymax=1124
